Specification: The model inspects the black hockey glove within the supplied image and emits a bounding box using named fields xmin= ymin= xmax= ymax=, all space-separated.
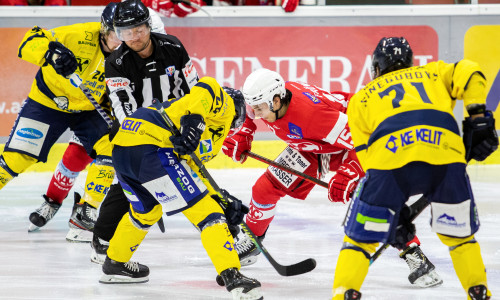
xmin=44 ymin=41 xmax=78 ymax=78
xmin=170 ymin=114 xmax=206 ymax=156
xmin=391 ymin=205 xmax=416 ymax=250
xmin=211 ymin=189 xmax=249 ymax=226
xmin=463 ymin=110 xmax=499 ymax=162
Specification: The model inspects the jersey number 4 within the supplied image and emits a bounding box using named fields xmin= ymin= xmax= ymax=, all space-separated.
xmin=378 ymin=82 xmax=432 ymax=108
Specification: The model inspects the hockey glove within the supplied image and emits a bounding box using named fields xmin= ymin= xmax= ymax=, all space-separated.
xmin=328 ymin=159 xmax=364 ymax=203
xmin=173 ymin=0 xmax=205 ymax=17
xmin=391 ymin=205 xmax=417 ymax=250
xmin=222 ymin=119 xmax=257 ymax=163
xmin=44 ymin=41 xmax=78 ymax=78
xmin=170 ymin=114 xmax=205 ymax=156
xmin=463 ymin=110 xmax=499 ymax=162
xmin=281 ymin=0 xmax=299 ymax=12
xmin=211 ymin=189 xmax=249 ymax=226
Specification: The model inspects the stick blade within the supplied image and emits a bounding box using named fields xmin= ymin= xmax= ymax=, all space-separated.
xmin=276 ymin=258 xmax=317 ymax=276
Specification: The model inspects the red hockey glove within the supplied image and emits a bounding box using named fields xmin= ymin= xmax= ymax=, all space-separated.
xmin=222 ymin=119 xmax=256 ymax=163
xmin=147 ymin=0 xmax=175 ymax=17
xmin=281 ymin=0 xmax=298 ymax=12
xmin=328 ymin=159 xmax=364 ymax=203
xmin=173 ymin=0 xmax=206 ymax=17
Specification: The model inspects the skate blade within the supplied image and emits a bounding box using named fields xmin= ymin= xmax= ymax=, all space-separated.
xmin=90 ymin=251 xmax=106 ymax=265
xmin=413 ymin=270 xmax=443 ymax=288
xmin=230 ymin=286 xmax=263 ymax=300
xmin=99 ymin=274 xmax=149 ymax=284
xmin=240 ymin=256 xmax=258 ymax=267
xmin=66 ymin=227 xmax=92 ymax=243
xmin=28 ymin=223 xmax=40 ymax=232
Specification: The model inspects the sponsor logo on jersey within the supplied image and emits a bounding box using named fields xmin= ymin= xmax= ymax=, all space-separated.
xmin=16 ymin=128 xmax=43 ymax=139
xmin=199 ymin=139 xmax=213 ymax=154
xmin=121 ymin=119 xmax=142 ymax=132
xmin=287 ymin=123 xmax=303 ymax=139
xmin=166 ymin=65 xmax=175 ymax=76
xmin=303 ymin=92 xmax=321 ymax=104
xmin=436 ymin=213 xmax=466 ymax=228
xmin=106 ymin=77 xmax=130 ymax=88
xmin=223 ymin=241 xmax=233 ymax=251
xmin=183 ymin=60 xmax=195 ymax=78
xmin=155 ymin=191 xmax=177 ymax=203
xmin=385 ymin=128 xmax=443 ymax=153
xmin=208 ymin=125 xmax=225 ymax=142
xmin=75 ymin=56 xmax=91 ymax=73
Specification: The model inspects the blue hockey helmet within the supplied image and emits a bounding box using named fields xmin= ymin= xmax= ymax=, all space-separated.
xmin=101 ymin=2 xmax=118 ymax=34
xmin=223 ymin=87 xmax=246 ymax=135
xmin=371 ymin=37 xmax=413 ymax=79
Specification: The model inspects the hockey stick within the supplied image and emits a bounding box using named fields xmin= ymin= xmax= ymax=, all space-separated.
xmin=245 ymin=151 xmax=329 ymax=188
xmin=152 ymin=100 xmax=316 ymax=276
xmin=69 ymin=73 xmax=113 ymax=128
xmin=369 ymin=195 xmax=429 ymax=265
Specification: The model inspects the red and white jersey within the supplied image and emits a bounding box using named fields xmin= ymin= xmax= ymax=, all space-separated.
xmin=260 ymin=81 xmax=353 ymax=154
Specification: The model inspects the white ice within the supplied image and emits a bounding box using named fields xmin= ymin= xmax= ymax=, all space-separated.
xmin=0 ymin=165 xmax=498 ymax=300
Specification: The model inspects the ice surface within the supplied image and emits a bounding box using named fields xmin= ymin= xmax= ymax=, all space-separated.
xmin=0 ymin=165 xmax=498 ymax=299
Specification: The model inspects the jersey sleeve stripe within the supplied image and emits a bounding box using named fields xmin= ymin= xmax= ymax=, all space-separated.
xmin=195 ymin=81 xmax=215 ymax=100
xmin=366 ymin=109 xmax=460 ymax=148
xmin=322 ymin=112 xmax=348 ymax=144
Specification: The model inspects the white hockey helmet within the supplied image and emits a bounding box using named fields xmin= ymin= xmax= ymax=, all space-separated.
xmin=148 ymin=8 xmax=166 ymax=34
xmin=242 ymin=68 xmax=286 ymax=112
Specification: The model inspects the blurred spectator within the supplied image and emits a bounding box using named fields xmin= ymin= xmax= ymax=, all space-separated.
xmin=0 ymin=0 xmax=67 ymax=5
xmin=144 ymin=0 xmax=298 ymax=17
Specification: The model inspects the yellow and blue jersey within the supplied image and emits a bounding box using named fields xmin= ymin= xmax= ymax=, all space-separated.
xmin=18 ymin=23 xmax=108 ymax=112
xmin=112 ymin=77 xmax=236 ymax=164
xmin=348 ymin=60 xmax=486 ymax=171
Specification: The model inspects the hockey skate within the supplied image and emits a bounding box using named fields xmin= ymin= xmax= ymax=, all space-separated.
xmin=90 ymin=234 xmax=109 ymax=265
xmin=28 ymin=195 xmax=61 ymax=232
xmin=234 ymin=231 xmax=263 ymax=267
xmin=216 ymin=268 xmax=263 ymax=300
xmin=468 ymin=285 xmax=490 ymax=300
xmin=66 ymin=192 xmax=98 ymax=243
xmin=344 ymin=289 xmax=362 ymax=300
xmin=99 ymin=256 xmax=149 ymax=284
xmin=400 ymin=243 xmax=443 ymax=288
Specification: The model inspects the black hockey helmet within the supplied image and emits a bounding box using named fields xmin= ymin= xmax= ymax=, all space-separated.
xmin=371 ymin=37 xmax=413 ymax=79
xmin=101 ymin=2 xmax=118 ymax=34
xmin=113 ymin=0 xmax=151 ymax=29
xmin=223 ymin=87 xmax=246 ymax=134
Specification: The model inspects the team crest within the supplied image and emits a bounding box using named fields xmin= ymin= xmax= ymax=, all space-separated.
xmin=166 ymin=65 xmax=176 ymax=76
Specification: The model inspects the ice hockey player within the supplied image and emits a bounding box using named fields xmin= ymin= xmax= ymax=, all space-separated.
xmin=222 ymin=68 xmax=442 ymax=288
xmin=332 ymin=37 xmax=496 ymax=299
xmin=29 ymin=3 xmax=170 ymax=243
xmin=3 ymin=3 xmax=120 ymax=232
xmin=90 ymin=0 xmax=199 ymax=263
xmin=100 ymin=76 xmax=262 ymax=300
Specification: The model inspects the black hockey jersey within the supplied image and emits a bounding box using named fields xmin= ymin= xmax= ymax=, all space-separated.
xmin=105 ymin=32 xmax=198 ymax=123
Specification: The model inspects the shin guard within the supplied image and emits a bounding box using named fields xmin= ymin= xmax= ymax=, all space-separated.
xmin=437 ymin=234 xmax=490 ymax=296
xmin=82 ymin=156 xmax=114 ymax=208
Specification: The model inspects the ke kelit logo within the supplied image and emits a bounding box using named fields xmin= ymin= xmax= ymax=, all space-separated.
xmin=385 ymin=128 xmax=443 ymax=153
xmin=130 ymin=244 xmax=139 ymax=252
xmin=436 ymin=213 xmax=466 ymax=228
xmin=223 ymin=241 xmax=233 ymax=251
xmin=16 ymin=128 xmax=43 ymax=139
xmin=302 ymin=91 xmax=321 ymax=104
xmin=166 ymin=65 xmax=175 ymax=76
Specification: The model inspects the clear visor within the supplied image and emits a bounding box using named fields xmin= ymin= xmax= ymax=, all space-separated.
xmin=115 ymin=23 xmax=150 ymax=41
xmin=105 ymin=31 xmax=122 ymax=51
xmin=247 ymin=102 xmax=271 ymax=120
